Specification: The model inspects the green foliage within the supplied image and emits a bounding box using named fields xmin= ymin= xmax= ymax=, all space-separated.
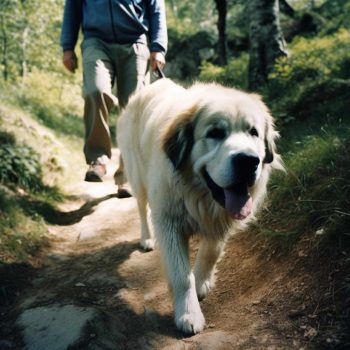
xmin=257 ymin=122 xmax=350 ymax=249
xmin=17 ymin=69 xmax=84 ymax=138
xmin=226 ymin=1 xmax=249 ymax=44
xmin=318 ymin=0 xmax=350 ymax=34
xmin=272 ymin=29 xmax=350 ymax=83
xmin=166 ymin=1 xmax=216 ymax=35
xmin=0 ymin=188 xmax=48 ymax=263
xmin=0 ymin=131 xmax=43 ymax=191
xmin=247 ymin=26 xmax=350 ymax=251
xmin=288 ymin=0 xmax=327 ymax=11
xmin=199 ymin=53 xmax=249 ymax=89
xmin=0 ymin=0 xmax=64 ymax=82
xmin=268 ymin=29 xmax=350 ymax=120
xmin=166 ymin=0 xmax=248 ymax=45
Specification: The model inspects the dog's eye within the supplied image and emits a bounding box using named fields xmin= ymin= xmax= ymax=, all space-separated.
xmin=249 ymin=127 xmax=259 ymax=137
xmin=206 ymin=127 xmax=226 ymax=139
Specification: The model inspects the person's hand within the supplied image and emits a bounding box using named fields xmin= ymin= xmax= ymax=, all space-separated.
xmin=63 ymin=50 xmax=78 ymax=73
xmin=150 ymin=52 xmax=165 ymax=71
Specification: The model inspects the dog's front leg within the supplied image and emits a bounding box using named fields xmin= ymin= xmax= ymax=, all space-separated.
xmin=136 ymin=196 xmax=155 ymax=251
xmin=194 ymin=238 xmax=226 ymax=300
xmin=155 ymin=221 xmax=205 ymax=334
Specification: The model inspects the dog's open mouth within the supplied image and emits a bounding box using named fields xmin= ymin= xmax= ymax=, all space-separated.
xmin=203 ymin=169 xmax=252 ymax=220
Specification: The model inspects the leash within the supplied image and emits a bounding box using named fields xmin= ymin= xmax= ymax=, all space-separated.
xmin=153 ymin=64 xmax=166 ymax=80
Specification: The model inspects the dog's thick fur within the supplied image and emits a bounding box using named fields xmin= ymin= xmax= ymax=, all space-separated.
xmin=116 ymin=79 xmax=281 ymax=334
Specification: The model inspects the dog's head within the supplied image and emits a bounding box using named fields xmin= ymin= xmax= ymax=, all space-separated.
xmin=162 ymin=84 xmax=280 ymax=220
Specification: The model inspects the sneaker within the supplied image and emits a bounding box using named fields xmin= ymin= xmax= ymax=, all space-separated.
xmin=84 ymin=161 xmax=107 ymax=182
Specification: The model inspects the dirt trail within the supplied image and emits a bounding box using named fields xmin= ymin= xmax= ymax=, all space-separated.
xmin=1 ymin=149 xmax=338 ymax=349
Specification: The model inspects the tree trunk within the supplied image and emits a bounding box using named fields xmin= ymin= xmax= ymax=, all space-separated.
xmin=248 ymin=0 xmax=288 ymax=90
xmin=0 ymin=14 xmax=8 ymax=81
xmin=214 ymin=0 xmax=228 ymax=66
xmin=20 ymin=26 xmax=29 ymax=81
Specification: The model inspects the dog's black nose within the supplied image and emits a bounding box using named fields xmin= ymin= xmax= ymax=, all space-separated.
xmin=232 ymin=153 xmax=260 ymax=184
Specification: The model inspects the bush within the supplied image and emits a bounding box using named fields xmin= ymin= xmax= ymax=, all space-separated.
xmin=272 ymin=29 xmax=350 ymax=83
xmin=0 ymin=131 xmax=43 ymax=191
xmin=199 ymin=53 xmax=249 ymax=89
xmin=319 ymin=0 xmax=350 ymax=35
xmin=268 ymin=29 xmax=350 ymax=119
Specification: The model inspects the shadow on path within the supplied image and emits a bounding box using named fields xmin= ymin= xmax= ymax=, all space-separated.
xmin=18 ymin=192 xmax=132 ymax=226
xmin=0 ymin=239 xmax=179 ymax=350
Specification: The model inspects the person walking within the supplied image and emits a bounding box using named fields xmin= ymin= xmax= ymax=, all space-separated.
xmin=60 ymin=0 xmax=167 ymax=182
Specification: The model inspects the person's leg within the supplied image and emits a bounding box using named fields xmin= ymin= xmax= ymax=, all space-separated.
xmin=81 ymin=38 xmax=117 ymax=181
xmin=115 ymin=42 xmax=150 ymax=109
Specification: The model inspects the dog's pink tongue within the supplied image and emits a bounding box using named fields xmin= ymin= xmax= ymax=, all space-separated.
xmin=224 ymin=189 xmax=252 ymax=220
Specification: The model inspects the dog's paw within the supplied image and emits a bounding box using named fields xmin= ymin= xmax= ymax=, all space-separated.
xmin=175 ymin=310 xmax=205 ymax=335
xmin=196 ymin=279 xmax=213 ymax=301
xmin=140 ymin=238 xmax=155 ymax=252
xmin=174 ymin=293 xmax=205 ymax=334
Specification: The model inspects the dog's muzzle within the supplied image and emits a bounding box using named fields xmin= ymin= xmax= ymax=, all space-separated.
xmin=203 ymin=152 xmax=260 ymax=220
xmin=232 ymin=152 xmax=259 ymax=186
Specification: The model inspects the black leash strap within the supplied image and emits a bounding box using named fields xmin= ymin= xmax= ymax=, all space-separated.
xmin=154 ymin=65 xmax=166 ymax=79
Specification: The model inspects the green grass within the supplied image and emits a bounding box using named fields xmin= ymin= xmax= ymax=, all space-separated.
xmin=0 ymin=188 xmax=49 ymax=264
xmin=19 ymin=102 xmax=85 ymax=139
xmin=254 ymin=118 xmax=350 ymax=252
xmin=0 ymin=74 xmax=86 ymax=263
xmin=246 ymin=29 xmax=350 ymax=253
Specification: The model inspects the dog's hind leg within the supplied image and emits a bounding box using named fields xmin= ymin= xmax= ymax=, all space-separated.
xmin=137 ymin=194 xmax=155 ymax=251
xmin=114 ymin=155 xmax=132 ymax=198
xmin=155 ymin=224 xmax=205 ymax=334
xmin=114 ymin=154 xmax=126 ymax=185
xmin=194 ymin=238 xmax=226 ymax=300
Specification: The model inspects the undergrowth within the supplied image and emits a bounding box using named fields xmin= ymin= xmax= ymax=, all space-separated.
xmin=0 ymin=129 xmax=63 ymax=263
xmin=257 ymin=128 xmax=350 ymax=248
xmin=0 ymin=71 xmax=85 ymax=264
xmin=0 ymin=188 xmax=49 ymax=264
xmin=199 ymin=53 xmax=249 ymax=89
xmin=255 ymin=29 xmax=350 ymax=253
xmin=268 ymin=29 xmax=350 ymax=123
xmin=0 ymin=131 xmax=43 ymax=192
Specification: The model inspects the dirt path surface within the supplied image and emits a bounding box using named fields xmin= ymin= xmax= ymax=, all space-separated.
xmin=1 ymin=150 xmax=346 ymax=350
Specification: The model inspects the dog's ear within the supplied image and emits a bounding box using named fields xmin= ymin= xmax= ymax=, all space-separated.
xmin=263 ymin=112 xmax=278 ymax=164
xmin=264 ymin=138 xmax=274 ymax=164
xmin=162 ymin=105 xmax=198 ymax=170
xmin=251 ymin=93 xmax=278 ymax=165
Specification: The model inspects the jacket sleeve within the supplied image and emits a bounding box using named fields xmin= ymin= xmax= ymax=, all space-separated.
xmin=60 ymin=0 xmax=83 ymax=51
xmin=148 ymin=0 xmax=168 ymax=55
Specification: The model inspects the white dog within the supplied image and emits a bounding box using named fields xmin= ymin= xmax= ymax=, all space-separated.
xmin=115 ymin=79 xmax=281 ymax=334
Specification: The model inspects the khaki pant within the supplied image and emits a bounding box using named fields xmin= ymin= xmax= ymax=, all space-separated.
xmin=81 ymin=37 xmax=150 ymax=163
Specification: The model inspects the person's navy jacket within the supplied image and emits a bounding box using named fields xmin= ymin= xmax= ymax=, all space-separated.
xmin=60 ymin=0 xmax=167 ymax=54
